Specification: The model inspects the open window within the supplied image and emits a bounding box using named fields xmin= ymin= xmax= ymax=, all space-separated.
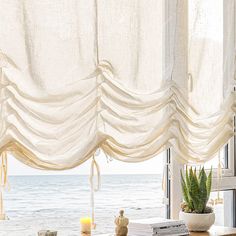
xmin=168 ymin=0 xmax=236 ymax=225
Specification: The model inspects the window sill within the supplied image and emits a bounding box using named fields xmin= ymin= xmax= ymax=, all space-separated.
xmin=190 ymin=226 xmax=236 ymax=236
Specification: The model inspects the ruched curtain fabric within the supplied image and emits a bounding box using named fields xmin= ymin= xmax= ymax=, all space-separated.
xmin=0 ymin=0 xmax=235 ymax=170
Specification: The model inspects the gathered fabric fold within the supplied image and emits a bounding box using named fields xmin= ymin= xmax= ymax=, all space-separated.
xmin=0 ymin=51 xmax=235 ymax=168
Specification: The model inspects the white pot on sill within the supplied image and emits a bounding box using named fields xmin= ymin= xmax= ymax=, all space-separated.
xmin=179 ymin=211 xmax=215 ymax=232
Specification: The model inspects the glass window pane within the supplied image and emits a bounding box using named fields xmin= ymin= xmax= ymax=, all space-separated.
xmin=5 ymin=152 xmax=166 ymax=234
xmin=204 ymin=145 xmax=227 ymax=170
xmin=209 ymin=190 xmax=234 ymax=227
xmin=188 ymin=144 xmax=228 ymax=171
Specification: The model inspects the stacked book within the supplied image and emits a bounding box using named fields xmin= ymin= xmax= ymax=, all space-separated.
xmin=128 ymin=217 xmax=189 ymax=236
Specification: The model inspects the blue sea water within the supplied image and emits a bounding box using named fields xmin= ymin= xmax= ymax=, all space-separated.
xmin=3 ymin=175 xmax=165 ymax=234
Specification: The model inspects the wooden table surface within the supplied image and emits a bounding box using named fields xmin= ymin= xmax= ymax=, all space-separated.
xmin=99 ymin=226 xmax=236 ymax=236
xmin=190 ymin=226 xmax=236 ymax=236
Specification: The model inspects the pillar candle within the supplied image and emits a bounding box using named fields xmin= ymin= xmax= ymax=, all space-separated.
xmin=80 ymin=217 xmax=92 ymax=234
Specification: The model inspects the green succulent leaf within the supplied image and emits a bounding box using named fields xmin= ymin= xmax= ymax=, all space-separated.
xmin=181 ymin=170 xmax=190 ymax=205
xmin=185 ymin=167 xmax=194 ymax=210
xmin=206 ymin=167 xmax=213 ymax=199
xmin=199 ymin=167 xmax=207 ymax=213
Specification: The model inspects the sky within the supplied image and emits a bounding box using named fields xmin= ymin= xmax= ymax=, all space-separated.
xmin=8 ymin=152 xmax=164 ymax=176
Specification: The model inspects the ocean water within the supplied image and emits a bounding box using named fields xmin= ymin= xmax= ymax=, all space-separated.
xmin=3 ymin=175 xmax=165 ymax=234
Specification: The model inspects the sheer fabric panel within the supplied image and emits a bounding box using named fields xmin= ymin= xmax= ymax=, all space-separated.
xmin=0 ymin=0 xmax=235 ymax=169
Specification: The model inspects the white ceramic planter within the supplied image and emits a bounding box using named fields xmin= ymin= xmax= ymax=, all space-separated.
xmin=179 ymin=211 xmax=215 ymax=232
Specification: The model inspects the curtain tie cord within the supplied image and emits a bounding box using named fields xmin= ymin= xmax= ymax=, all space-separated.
xmin=161 ymin=163 xmax=170 ymax=205
xmin=89 ymin=153 xmax=101 ymax=229
xmin=215 ymin=151 xmax=223 ymax=205
xmin=0 ymin=151 xmax=9 ymax=218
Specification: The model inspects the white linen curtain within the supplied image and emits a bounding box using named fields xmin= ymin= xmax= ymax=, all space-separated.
xmin=0 ymin=0 xmax=235 ymax=171
xmin=187 ymin=0 xmax=235 ymax=162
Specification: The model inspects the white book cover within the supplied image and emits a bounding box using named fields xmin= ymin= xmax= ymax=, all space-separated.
xmin=129 ymin=225 xmax=188 ymax=233
xmin=129 ymin=217 xmax=186 ymax=229
xmin=129 ymin=224 xmax=187 ymax=232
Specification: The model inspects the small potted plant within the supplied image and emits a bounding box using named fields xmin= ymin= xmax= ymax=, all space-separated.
xmin=179 ymin=166 xmax=215 ymax=232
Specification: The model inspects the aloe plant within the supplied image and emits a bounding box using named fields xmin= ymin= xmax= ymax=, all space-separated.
xmin=180 ymin=166 xmax=213 ymax=214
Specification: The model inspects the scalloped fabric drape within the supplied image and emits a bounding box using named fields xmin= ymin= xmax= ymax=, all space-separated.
xmin=0 ymin=0 xmax=235 ymax=170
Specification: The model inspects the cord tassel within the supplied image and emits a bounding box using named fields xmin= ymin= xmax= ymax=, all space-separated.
xmin=215 ymin=151 xmax=223 ymax=205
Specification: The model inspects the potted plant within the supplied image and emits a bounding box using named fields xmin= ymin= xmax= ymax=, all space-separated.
xmin=179 ymin=166 xmax=215 ymax=232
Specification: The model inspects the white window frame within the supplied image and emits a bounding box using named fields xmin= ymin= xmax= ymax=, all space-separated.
xmin=165 ymin=0 xmax=236 ymax=223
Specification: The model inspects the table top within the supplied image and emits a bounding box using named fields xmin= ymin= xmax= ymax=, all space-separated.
xmin=190 ymin=226 xmax=236 ymax=236
xmin=99 ymin=226 xmax=236 ymax=236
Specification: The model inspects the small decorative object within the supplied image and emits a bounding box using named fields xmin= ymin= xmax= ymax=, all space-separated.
xmin=179 ymin=166 xmax=215 ymax=232
xmin=115 ymin=210 xmax=129 ymax=236
xmin=80 ymin=217 xmax=92 ymax=235
xmin=38 ymin=230 xmax=57 ymax=236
